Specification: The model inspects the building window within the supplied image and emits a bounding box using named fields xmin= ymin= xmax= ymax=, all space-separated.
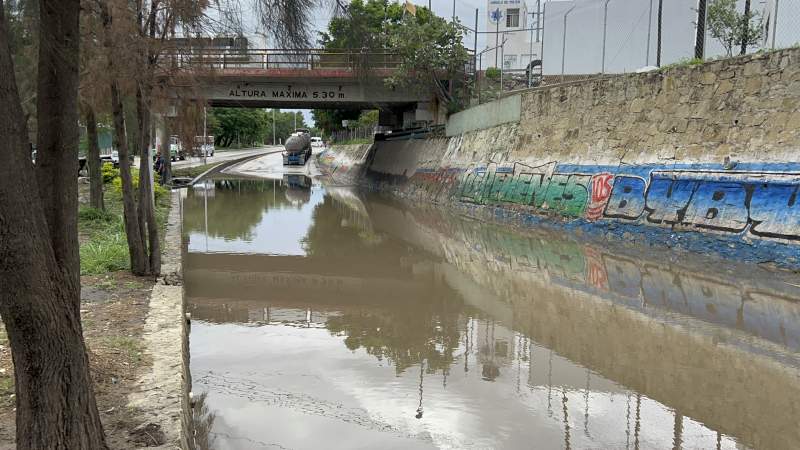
xmin=506 ymin=8 xmax=520 ymax=28
xmin=503 ymin=54 xmax=518 ymax=70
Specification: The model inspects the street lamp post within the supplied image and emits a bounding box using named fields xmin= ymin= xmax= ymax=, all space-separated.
xmin=646 ymin=0 xmax=654 ymax=65
xmin=561 ymin=5 xmax=576 ymax=82
xmin=203 ymin=106 xmax=207 ymax=165
xmin=272 ymin=109 xmax=276 ymax=146
xmin=601 ymin=0 xmax=611 ymax=73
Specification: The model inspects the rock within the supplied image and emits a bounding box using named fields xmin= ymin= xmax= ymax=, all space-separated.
xmin=129 ymin=422 xmax=166 ymax=446
xmin=162 ymin=271 xmax=182 ymax=286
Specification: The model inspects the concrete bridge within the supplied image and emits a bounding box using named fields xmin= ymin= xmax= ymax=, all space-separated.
xmin=167 ymin=48 xmax=443 ymax=127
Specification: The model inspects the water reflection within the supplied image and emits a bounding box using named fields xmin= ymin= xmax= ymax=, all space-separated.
xmin=183 ymin=178 xmax=800 ymax=450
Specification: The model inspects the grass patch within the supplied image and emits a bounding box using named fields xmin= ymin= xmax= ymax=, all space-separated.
xmin=334 ymin=138 xmax=373 ymax=145
xmin=172 ymin=163 xmax=219 ymax=179
xmin=102 ymin=336 xmax=145 ymax=364
xmin=79 ymin=186 xmax=170 ymax=275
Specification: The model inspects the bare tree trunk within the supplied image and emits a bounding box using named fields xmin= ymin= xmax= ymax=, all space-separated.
xmin=111 ymin=80 xmax=150 ymax=275
xmin=740 ymin=0 xmax=751 ymax=55
xmin=84 ymin=104 xmax=105 ymax=210
xmin=0 ymin=0 xmax=108 ymax=447
xmin=136 ymin=85 xmax=161 ymax=275
xmin=35 ymin=0 xmax=81 ymax=304
xmin=101 ymin=0 xmax=149 ymax=275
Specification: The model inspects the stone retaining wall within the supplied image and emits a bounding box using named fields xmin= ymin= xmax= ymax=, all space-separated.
xmin=347 ymin=48 xmax=800 ymax=268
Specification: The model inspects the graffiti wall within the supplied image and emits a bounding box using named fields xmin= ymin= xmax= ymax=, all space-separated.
xmin=401 ymin=160 xmax=800 ymax=257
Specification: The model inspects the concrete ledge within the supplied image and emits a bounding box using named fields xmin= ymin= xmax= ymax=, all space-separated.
xmin=446 ymin=95 xmax=521 ymax=136
xmin=126 ymin=191 xmax=184 ymax=448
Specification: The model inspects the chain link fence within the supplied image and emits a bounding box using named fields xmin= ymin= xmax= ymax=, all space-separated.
xmin=475 ymin=0 xmax=800 ymax=104
xmin=330 ymin=126 xmax=379 ymax=144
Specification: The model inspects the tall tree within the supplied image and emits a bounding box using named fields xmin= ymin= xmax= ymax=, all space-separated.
xmin=707 ymin=0 xmax=763 ymax=57
xmin=0 ymin=0 xmax=108 ymax=446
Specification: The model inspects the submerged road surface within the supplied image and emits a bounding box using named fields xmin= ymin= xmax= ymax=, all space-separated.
xmin=181 ymin=170 xmax=800 ymax=449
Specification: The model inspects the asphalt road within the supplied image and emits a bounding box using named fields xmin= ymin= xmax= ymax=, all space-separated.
xmin=134 ymin=146 xmax=281 ymax=170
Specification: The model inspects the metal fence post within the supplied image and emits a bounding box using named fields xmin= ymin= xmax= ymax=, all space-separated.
xmin=602 ymin=0 xmax=611 ymax=73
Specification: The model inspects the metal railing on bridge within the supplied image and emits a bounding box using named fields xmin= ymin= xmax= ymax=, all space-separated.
xmin=167 ymin=48 xmax=403 ymax=72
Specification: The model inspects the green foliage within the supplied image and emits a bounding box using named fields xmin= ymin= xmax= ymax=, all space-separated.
xmin=80 ymin=233 xmax=130 ymax=275
xmin=209 ymin=108 xmax=307 ymax=148
xmin=707 ymin=0 xmax=763 ymax=56
xmin=108 ymin=167 xmax=168 ymax=201
xmin=658 ymin=57 xmax=704 ymax=71
xmin=320 ymin=0 xmax=470 ymax=108
xmin=79 ymin=186 xmax=170 ymax=275
xmin=485 ymin=67 xmax=501 ymax=80
xmin=102 ymin=163 xmax=118 ymax=183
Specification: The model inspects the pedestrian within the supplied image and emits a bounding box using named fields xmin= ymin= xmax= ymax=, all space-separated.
xmin=154 ymin=154 xmax=163 ymax=184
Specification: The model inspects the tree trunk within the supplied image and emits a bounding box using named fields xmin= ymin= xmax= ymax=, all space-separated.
xmin=35 ymin=0 xmax=81 ymax=304
xmin=101 ymin=0 xmax=149 ymax=275
xmin=135 ymin=85 xmax=160 ymax=275
xmin=110 ymin=80 xmax=150 ymax=275
xmin=84 ymin=105 xmax=105 ymax=211
xmin=0 ymin=1 xmax=108 ymax=447
xmin=740 ymin=0 xmax=751 ymax=55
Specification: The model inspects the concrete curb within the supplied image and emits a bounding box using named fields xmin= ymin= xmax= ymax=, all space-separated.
xmin=126 ymin=191 xmax=184 ymax=449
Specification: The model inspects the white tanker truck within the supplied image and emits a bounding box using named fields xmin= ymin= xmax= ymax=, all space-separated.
xmin=282 ymin=128 xmax=312 ymax=166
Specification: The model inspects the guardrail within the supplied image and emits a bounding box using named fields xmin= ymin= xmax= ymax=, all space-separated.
xmin=165 ymin=48 xmax=404 ymax=71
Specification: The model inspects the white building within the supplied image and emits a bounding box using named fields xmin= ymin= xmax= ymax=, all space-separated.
xmin=481 ymin=0 xmax=542 ymax=72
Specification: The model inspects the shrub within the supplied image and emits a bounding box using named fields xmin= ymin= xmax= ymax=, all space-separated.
xmin=112 ymin=168 xmax=169 ymax=201
xmin=485 ymin=67 xmax=501 ymax=80
xmin=102 ymin=163 xmax=119 ymax=183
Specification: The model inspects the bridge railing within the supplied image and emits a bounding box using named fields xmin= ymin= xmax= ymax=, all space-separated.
xmin=167 ymin=48 xmax=403 ymax=72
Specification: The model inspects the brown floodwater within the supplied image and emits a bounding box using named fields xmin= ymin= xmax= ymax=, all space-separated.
xmin=182 ymin=175 xmax=800 ymax=450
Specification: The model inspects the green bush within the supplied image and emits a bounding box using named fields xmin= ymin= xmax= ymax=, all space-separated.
xmin=485 ymin=67 xmax=501 ymax=80
xmin=111 ymin=168 xmax=169 ymax=201
xmin=102 ymin=163 xmax=119 ymax=183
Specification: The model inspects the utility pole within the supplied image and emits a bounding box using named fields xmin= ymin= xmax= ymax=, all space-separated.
xmin=294 ymin=111 xmax=297 ymax=130
xmin=561 ymin=5 xmax=576 ymax=82
xmin=495 ymin=18 xmax=500 ymax=67
xmin=601 ymin=0 xmax=611 ymax=73
xmin=695 ymin=0 xmax=707 ymax=60
xmin=771 ymin=0 xmax=780 ymax=49
xmin=452 ymin=0 xmax=456 ymax=22
xmin=740 ymin=0 xmax=752 ymax=55
xmin=646 ymin=0 xmax=654 ymax=65
xmin=528 ymin=10 xmax=535 ymax=87
xmin=474 ymin=8 xmax=479 ymax=78
xmin=203 ymin=106 xmax=207 ymax=165
xmin=657 ymin=0 xmax=663 ymax=66
xmin=272 ymin=109 xmax=276 ymax=145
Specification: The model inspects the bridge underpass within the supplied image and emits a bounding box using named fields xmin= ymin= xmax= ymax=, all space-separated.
xmin=166 ymin=48 xmax=445 ymax=129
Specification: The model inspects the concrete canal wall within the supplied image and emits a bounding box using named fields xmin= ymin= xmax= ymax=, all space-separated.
xmin=324 ymin=47 xmax=800 ymax=267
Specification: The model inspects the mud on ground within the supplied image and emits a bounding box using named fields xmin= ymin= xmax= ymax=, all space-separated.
xmin=0 ymin=272 xmax=163 ymax=449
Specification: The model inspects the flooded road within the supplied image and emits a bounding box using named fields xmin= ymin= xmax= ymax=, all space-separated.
xmin=182 ymin=173 xmax=800 ymax=449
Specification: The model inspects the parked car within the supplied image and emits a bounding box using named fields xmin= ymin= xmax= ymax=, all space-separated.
xmin=310 ymin=136 xmax=323 ymax=148
xmin=169 ymin=136 xmax=185 ymax=161
xmin=110 ymin=150 xmax=120 ymax=168
xmin=99 ymin=153 xmax=113 ymax=166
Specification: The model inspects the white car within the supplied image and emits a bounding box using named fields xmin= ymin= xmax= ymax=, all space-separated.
xmin=110 ymin=150 xmax=119 ymax=167
xmin=310 ymin=137 xmax=323 ymax=148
